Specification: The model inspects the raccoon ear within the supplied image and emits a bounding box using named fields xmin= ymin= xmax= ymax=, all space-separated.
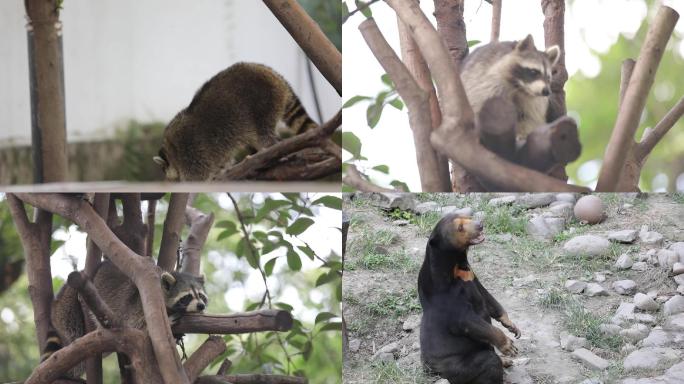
xmin=546 ymin=45 xmax=561 ymax=66
xmin=516 ymin=34 xmax=535 ymax=52
xmin=161 ymin=272 xmax=176 ymax=290
xmin=153 ymin=156 xmax=168 ymax=167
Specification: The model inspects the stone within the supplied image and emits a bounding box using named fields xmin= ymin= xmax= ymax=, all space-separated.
xmin=622 ymin=361 xmax=684 ymax=383
xmin=571 ymin=348 xmax=609 ymax=370
xmin=635 ymin=293 xmax=660 ymax=312
xmin=374 ymin=352 xmax=394 ymax=363
xmin=631 ymin=262 xmax=648 ymax=272
xmin=623 ymin=347 xmax=681 ymax=372
xmin=608 ymin=229 xmax=638 ymax=243
xmin=664 ymin=295 xmax=684 ymax=315
xmin=565 ymin=280 xmax=587 ymax=294
xmin=669 ymin=242 xmax=684 ymax=261
xmin=547 ymin=202 xmax=574 ymax=219
xmin=621 ymin=344 xmax=637 ymax=355
xmin=563 ymin=235 xmax=611 ymax=257
xmin=634 ymin=313 xmax=657 ymax=324
xmin=585 ymin=283 xmax=608 ymax=297
xmin=673 ymin=263 xmax=684 ymax=276
xmin=517 ymin=193 xmax=555 ymax=209
xmin=675 ymin=275 xmax=684 ymax=286
xmin=600 ymin=323 xmax=622 ymax=336
xmin=615 ymin=253 xmax=634 ymax=270
xmin=594 ymin=273 xmax=606 ymax=282
xmin=613 ymin=280 xmax=637 ymax=295
xmin=641 ymin=327 xmax=683 ymax=348
xmin=664 ymin=313 xmax=684 ymax=331
xmin=489 ymin=195 xmax=517 ymax=206
xmin=434 ymin=380 xmax=449 ymax=384
xmin=579 ymin=380 xmax=603 ymax=384
xmin=368 ymin=193 xmax=415 ymax=211
xmin=527 ymin=215 xmax=565 ymax=240
xmin=555 ymin=193 xmax=577 ymax=203
xmin=349 ymin=339 xmax=361 ymax=352
xmin=559 ymin=332 xmax=588 ymax=351
xmin=619 ymin=323 xmax=649 ymax=343
xmin=657 ymin=249 xmax=679 ymax=268
xmin=639 ymin=225 xmax=664 ymax=246
xmin=612 ymin=302 xmax=636 ymax=324
xmin=376 ymin=341 xmax=399 ymax=355
xmin=373 ymin=245 xmax=390 ymax=255
xmin=392 ymin=219 xmax=410 ymax=226
xmin=414 ymin=201 xmax=439 ymax=215
xmin=402 ymin=314 xmax=421 ymax=332
xmin=504 ymin=365 xmax=533 ymax=384
xmin=638 ymin=249 xmax=657 ymax=262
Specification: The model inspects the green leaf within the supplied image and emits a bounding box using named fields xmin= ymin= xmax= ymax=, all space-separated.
xmin=390 ymin=180 xmax=410 ymax=192
xmin=467 ymin=39 xmax=481 ymax=47
xmin=264 ymin=257 xmax=278 ymax=276
xmin=342 ymin=131 xmax=363 ymax=159
xmin=275 ymin=302 xmax=294 ymax=311
xmin=381 ymin=73 xmax=394 ymax=88
xmin=311 ymin=195 xmax=342 ymax=210
xmin=50 ymin=239 xmax=65 ymax=255
xmin=366 ymin=102 xmax=384 ymax=128
xmin=254 ymin=199 xmax=291 ymax=222
xmin=286 ymin=248 xmax=302 ymax=271
xmin=315 ymin=312 xmax=338 ymax=324
xmin=303 ymin=340 xmax=313 ymax=360
xmin=315 ymin=271 xmax=339 ymax=287
xmin=286 ymin=217 xmax=315 ymax=236
xmin=342 ymin=95 xmax=372 ymax=108
xmin=215 ymin=220 xmax=236 ymax=229
xmin=319 ymin=322 xmax=343 ymax=332
xmin=372 ymin=164 xmax=390 ymax=174
xmin=355 ymin=0 xmax=372 ymax=18
xmin=342 ymin=2 xmax=350 ymax=20
xmin=388 ymin=98 xmax=404 ymax=110
xmin=297 ymin=245 xmax=315 ymax=260
xmin=217 ymin=228 xmax=237 ymax=241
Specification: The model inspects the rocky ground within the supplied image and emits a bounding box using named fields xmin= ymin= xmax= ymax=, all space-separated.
xmin=342 ymin=193 xmax=684 ymax=384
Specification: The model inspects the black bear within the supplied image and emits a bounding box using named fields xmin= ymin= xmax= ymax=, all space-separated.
xmin=418 ymin=213 xmax=520 ymax=384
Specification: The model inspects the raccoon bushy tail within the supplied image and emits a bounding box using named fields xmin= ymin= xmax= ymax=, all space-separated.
xmin=283 ymin=92 xmax=318 ymax=135
xmin=40 ymin=328 xmax=63 ymax=362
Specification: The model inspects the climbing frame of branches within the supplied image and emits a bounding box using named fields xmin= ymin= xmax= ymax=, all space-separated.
xmin=7 ymin=193 xmax=306 ymax=384
xmin=344 ymin=0 xmax=682 ymax=192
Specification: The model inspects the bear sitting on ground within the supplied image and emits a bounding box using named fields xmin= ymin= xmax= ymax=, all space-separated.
xmin=418 ymin=213 xmax=521 ymax=384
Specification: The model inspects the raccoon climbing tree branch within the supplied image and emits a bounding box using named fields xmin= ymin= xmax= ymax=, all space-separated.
xmin=13 ymin=193 xmax=191 ymax=384
xmin=219 ymin=110 xmax=341 ymax=180
xmin=359 ymin=17 xmax=445 ymax=192
xmin=386 ymin=0 xmax=588 ymax=192
xmin=158 ymin=193 xmax=189 ymax=272
xmin=342 ymin=164 xmax=396 ymax=193
xmin=262 ymin=0 xmax=342 ymax=95
xmin=183 ymin=336 xmax=227 ymax=383
xmin=6 ymin=194 xmax=54 ymax=355
xmin=596 ymin=5 xmax=679 ymax=192
xmin=172 ymin=310 xmax=294 ymax=335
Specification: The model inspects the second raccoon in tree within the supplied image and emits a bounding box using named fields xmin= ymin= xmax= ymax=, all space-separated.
xmin=153 ymin=62 xmax=318 ymax=181
xmin=461 ymin=34 xmax=560 ymax=143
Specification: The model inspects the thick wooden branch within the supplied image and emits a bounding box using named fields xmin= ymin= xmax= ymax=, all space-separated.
xmin=84 ymin=193 xmax=110 ymax=276
xmin=491 ymin=0 xmax=501 ymax=42
xmin=197 ymin=375 xmax=307 ymax=384
xmin=342 ymin=164 xmax=395 ymax=192
xmin=541 ymin=0 xmax=568 ymax=119
xmin=219 ymin=110 xmax=341 ymax=180
xmin=67 ymin=271 xmax=121 ymax=329
xmin=146 ymin=198 xmax=158 ymax=257
xmin=619 ymin=59 xmax=636 ymax=108
xmin=14 ymin=193 xmax=189 ymax=384
xmin=360 ymin=18 xmax=444 ymax=192
xmin=386 ymin=0 xmax=588 ymax=192
xmin=216 ymin=359 xmax=232 ymax=375
xmin=250 ymin=148 xmax=340 ymax=181
xmin=262 ymin=0 xmax=341 ymax=95
xmin=181 ymin=205 xmax=215 ymax=276
xmin=172 ymin=310 xmax=293 ymax=335
xmin=183 ymin=336 xmax=226 ymax=383
xmin=114 ymin=194 xmax=147 ymax=256
xmin=433 ymin=0 xmax=468 ymax=69
xmin=158 ymin=193 xmax=189 ymax=272
xmin=636 ymin=95 xmax=684 ymax=161
xmin=596 ymin=5 xmax=679 ymax=191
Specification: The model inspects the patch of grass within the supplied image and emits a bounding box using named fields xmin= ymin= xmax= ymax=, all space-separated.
xmin=481 ymin=204 xmax=527 ymax=236
xmin=365 ymin=289 xmax=421 ymax=319
xmin=671 ymin=192 xmax=684 ymax=205
xmin=564 ymin=302 xmax=624 ymax=351
xmin=365 ymin=361 xmax=432 ymax=384
xmin=354 ymin=248 xmax=417 ymax=272
xmin=411 ymin=211 xmax=441 ymax=235
xmin=538 ymin=288 xmax=573 ymax=310
xmin=504 ymin=237 xmax=559 ymax=270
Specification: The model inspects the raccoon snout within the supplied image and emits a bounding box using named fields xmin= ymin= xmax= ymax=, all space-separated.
xmin=541 ymin=87 xmax=550 ymax=96
xmin=196 ymin=302 xmax=205 ymax=311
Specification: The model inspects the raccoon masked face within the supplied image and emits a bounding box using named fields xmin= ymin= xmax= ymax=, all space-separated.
xmin=509 ymin=34 xmax=560 ymax=97
xmin=162 ymin=271 xmax=208 ymax=314
xmin=153 ymin=149 xmax=180 ymax=182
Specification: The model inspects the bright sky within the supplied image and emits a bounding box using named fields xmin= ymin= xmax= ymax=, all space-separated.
xmin=343 ymin=0 xmax=684 ymax=191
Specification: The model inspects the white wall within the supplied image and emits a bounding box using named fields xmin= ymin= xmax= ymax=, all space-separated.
xmin=0 ymin=0 xmax=339 ymax=146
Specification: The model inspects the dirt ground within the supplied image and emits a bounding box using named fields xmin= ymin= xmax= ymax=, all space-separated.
xmin=342 ymin=193 xmax=684 ymax=384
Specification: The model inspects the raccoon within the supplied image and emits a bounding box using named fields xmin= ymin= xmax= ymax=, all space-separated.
xmin=153 ymin=62 xmax=318 ymax=181
xmin=43 ymin=261 xmax=207 ymax=376
xmin=461 ymin=34 xmax=560 ymax=143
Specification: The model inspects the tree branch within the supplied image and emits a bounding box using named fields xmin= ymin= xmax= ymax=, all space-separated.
xmin=181 ymin=204 xmax=214 ymax=276
xmin=262 ymin=0 xmax=341 ymax=95
xmin=146 ymin=198 xmax=158 ymax=257
xmin=596 ymin=5 xmax=679 ymax=191
xmin=542 ymin=0 xmax=568 ymax=119
xmin=342 ymin=164 xmax=396 ymax=192
xmin=251 ymin=148 xmax=340 ymax=181
xmin=84 ymin=193 xmax=110 ymax=276
xmin=172 ymin=311 xmax=293 ymax=335
xmin=183 ymin=336 xmax=226 ymax=383
xmin=619 ymin=59 xmax=636 ymax=108
xmin=491 ymin=0 xmax=501 ymax=42
xmin=67 ymin=271 xmax=121 ymax=329
xmin=635 ymin=95 xmax=684 ymax=161
xmin=158 ymin=194 xmax=189 ymax=272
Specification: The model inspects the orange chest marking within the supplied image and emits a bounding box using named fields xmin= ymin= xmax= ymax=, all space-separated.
xmin=453 ymin=267 xmax=475 ymax=281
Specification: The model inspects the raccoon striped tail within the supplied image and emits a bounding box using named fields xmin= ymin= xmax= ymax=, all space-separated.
xmin=282 ymin=92 xmax=318 ymax=135
xmin=41 ymin=329 xmax=63 ymax=362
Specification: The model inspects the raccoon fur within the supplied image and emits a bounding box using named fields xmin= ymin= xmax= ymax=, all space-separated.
xmin=461 ymin=34 xmax=560 ymax=143
xmin=43 ymin=261 xmax=207 ymax=377
xmin=153 ymin=62 xmax=318 ymax=181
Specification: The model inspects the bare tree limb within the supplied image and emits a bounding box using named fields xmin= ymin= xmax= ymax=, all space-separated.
xmin=619 ymin=59 xmax=636 ymax=108
xmin=596 ymin=5 xmax=679 ymax=191
xmin=67 ymin=271 xmax=121 ymax=329
xmin=172 ymin=310 xmax=293 ymax=335
xmin=183 ymin=336 xmax=226 ymax=383
xmin=181 ymin=204 xmax=215 ymax=276
xmin=252 ymin=148 xmax=340 ymax=181
xmin=216 ymin=359 xmax=232 ymax=375
xmin=360 ymin=18 xmax=444 ymax=192
xmin=158 ymin=193 xmax=189 ymax=272
xmin=636 ymin=95 xmax=684 ymax=161
xmin=85 ymin=193 xmax=110 ymax=277
xmin=342 ymin=164 xmax=396 ymax=192
xmin=262 ymin=0 xmax=341 ymax=95
xmin=146 ymin=198 xmax=158 ymax=257
xmin=541 ymin=0 xmax=568 ymax=119
xmin=491 ymin=0 xmax=501 ymax=42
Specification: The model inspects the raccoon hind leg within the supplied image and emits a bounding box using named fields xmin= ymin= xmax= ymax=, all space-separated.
xmin=281 ymin=93 xmax=318 ymax=135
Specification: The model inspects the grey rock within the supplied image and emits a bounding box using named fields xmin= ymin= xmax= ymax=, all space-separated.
xmin=585 ymin=283 xmax=608 ymax=297
xmin=664 ymin=313 xmax=684 ymax=331
xmin=504 ymin=365 xmax=533 ymax=384
xmin=669 ymin=242 xmax=684 ymax=261
xmin=613 ymin=280 xmax=637 ymax=295
xmin=675 ymin=275 xmax=684 ymax=286
xmin=402 ymin=314 xmax=421 ymax=332
xmin=414 ymin=202 xmax=439 ymax=215
xmin=608 ymin=229 xmax=638 ymax=243
xmin=616 ymin=253 xmax=634 ymax=270
xmin=619 ymin=323 xmax=649 ymax=343
xmin=595 ymin=273 xmax=606 ymax=282
xmin=632 ymin=262 xmax=648 ymax=272
xmin=635 ymin=293 xmax=660 ymax=312
xmin=349 ymin=339 xmax=361 ymax=353
xmin=556 ymin=193 xmax=577 ymax=203
xmin=547 ymin=202 xmax=574 ymax=219
xmin=489 ymin=195 xmax=517 ymax=207
xmin=434 ymin=380 xmax=449 ymax=384
xmin=392 ymin=219 xmax=410 ymax=226
xmin=571 ymin=348 xmax=609 ymax=370
xmin=638 ymin=249 xmax=657 ymax=262
xmin=374 ymin=352 xmax=394 ymax=363
xmin=634 ymin=313 xmax=657 ymax=324
xmin=517 ymin=193 xmax=555 ymax=209
xmin=623 ymin=347 xmax=681 ymax=372
xmin=376 ymin=341 xmax=399 ymax=355
xmin=612 ymin=302 xmax=636 ymax=324
xmin=657 ymin=249 xmax=679 ymax=268
xmin=673 ymin=263 xmax=684 ymax=276
xmin=559 ymin=332 xmax=588 ymax=351
xmin=565 ymin=279 xmax=587 ymax=294
xmin=639 ymin=225 xmax=665 ymax=247
xmin=600 ymin=323 xmax=622 ymax=336
xmin=527 ymin=215 xmax=564 ymax=240
xmin=563 ymin=235 xmax=611 ymax=257
xmin=664 ymin=295 xmax=684 ymax=315
xmin=580 ymin=380 xmax=603 ymax=384
xmin=641 ymin=327 xmax=684 ymax=348
xmin=369 ymin=193 xmax=415 ymax=211
xmin=622 ymin=361 xmax=684 ymax=383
